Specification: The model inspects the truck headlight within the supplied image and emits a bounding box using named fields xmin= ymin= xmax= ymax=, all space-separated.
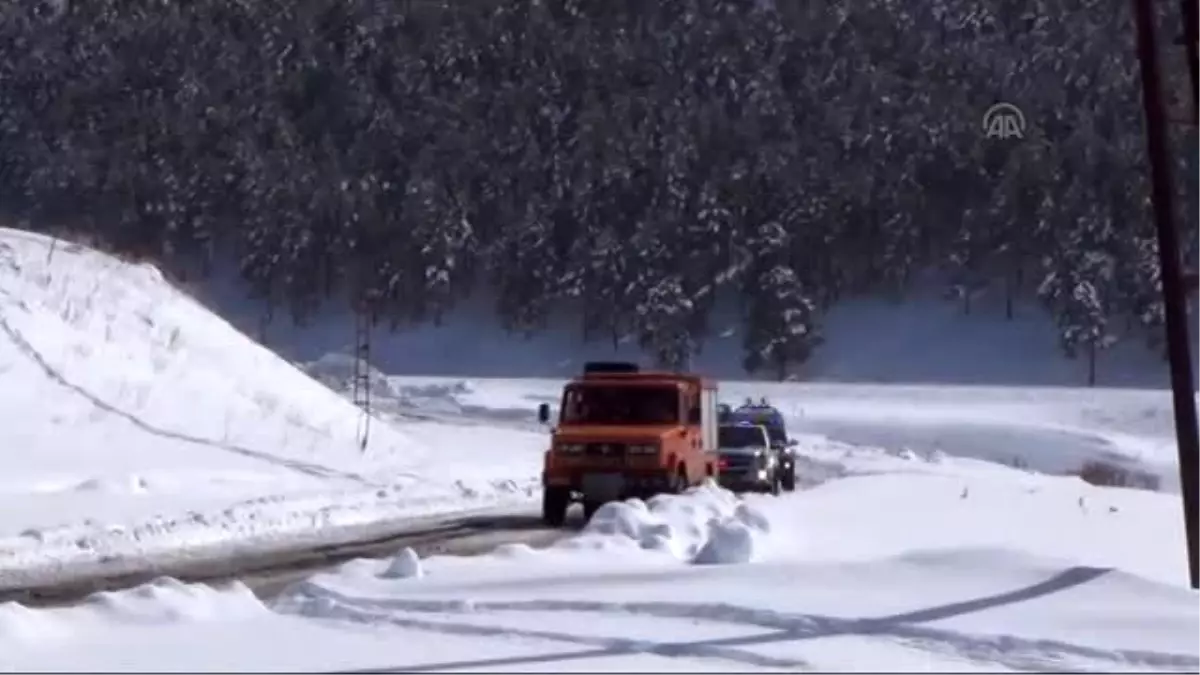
xmin=557 ymin=443 xmax=584 ymax=454
xmin=628 ymin=444 xmax=658 ymax=455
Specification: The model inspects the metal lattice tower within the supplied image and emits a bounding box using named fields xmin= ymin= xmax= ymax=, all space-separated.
xmin=352 ymin=302 xmax=372 ymax=452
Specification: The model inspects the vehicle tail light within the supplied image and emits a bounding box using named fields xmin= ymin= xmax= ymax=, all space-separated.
xmin=718 ymin=458 xmax=729 ymax=469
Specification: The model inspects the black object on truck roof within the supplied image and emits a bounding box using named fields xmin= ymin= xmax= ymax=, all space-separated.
xmin=582 ymin=361 xmax=640 ymax=375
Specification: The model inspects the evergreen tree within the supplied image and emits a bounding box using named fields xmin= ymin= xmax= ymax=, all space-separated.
xmin=0 ymin=0 xmax=1192 ymax=378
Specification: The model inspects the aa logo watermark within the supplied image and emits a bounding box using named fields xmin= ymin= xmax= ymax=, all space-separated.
xmin=982 ymin=102 xmax=1026 ymax=139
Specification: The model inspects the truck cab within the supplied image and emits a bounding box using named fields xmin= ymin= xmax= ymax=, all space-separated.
xmin=536 ymin=362 xmax=720 ymax=525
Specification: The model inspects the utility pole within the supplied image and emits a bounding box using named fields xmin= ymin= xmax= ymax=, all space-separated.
xmin=1180 ymin=0 xmax=1198 ymax=115
xmin=1131 ymin=0 xmax=1200 ymax=589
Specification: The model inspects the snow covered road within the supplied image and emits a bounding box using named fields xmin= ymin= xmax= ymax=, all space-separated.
xmin=2 ymin=509 xmax=573 ymax=607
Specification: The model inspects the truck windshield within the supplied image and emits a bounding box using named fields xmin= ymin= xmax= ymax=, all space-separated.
xmin=729 ymin=412 xmax=787 ymax=444
xmin=762 ymin=425 xmax=787 ymax=444
xmin=719 ymin=426 xmax=765 ymax=448
xmin=560 ymin=385 xmax=680 ymax=425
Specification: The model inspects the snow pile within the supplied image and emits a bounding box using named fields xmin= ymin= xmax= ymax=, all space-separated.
xmin=380 ymin=547 xmax=424 ymax=580
xmin=303 ymin=352 xmax=395 ymax=401
xmin=0 ymin=602 xmax=62 ymax=643
xmin=559 ymin=482 xmax=772 ymax=565
xmin=382 ymin=377 xmax=544 ymax=431
xmin=0 ymin=578 xmax=267 ymax=644
xmin=76 ymin=577 xmax=267 ymax=624
xmin=693 ymin=502 xmax=772 ymax=565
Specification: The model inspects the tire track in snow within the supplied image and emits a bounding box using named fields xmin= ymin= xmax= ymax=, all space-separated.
xmin=278 ymin=588 xmax=811 ymax=672
xmin=282 ymin=568 xmax=1199 ymax=673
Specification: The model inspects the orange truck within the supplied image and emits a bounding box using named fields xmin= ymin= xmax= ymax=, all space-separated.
xmin=535 ymin=362 xmax=721 ymax=525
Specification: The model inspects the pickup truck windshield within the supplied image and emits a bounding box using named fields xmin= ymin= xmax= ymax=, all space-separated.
xmin=560 ymin=384 xmax=680 ymax=425
xmin=728 ymin=411 xmax=788 ymax=444
xmin=719 ymin=426 xmax=765 ymax=448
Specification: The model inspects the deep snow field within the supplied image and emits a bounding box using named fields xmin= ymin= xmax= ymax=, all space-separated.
xmin=1 ymin=449 xmax=1195 ymax=672
xmin=0 ymin=227 xmax=1196 ymax=671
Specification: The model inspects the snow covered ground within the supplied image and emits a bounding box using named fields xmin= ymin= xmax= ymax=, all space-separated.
xmin=1 ymin=227 xmax=1195 ymax=671
xmin=0 ymin=444 xmax=1194 ymax=672
xmin=365 ymin=375 xmax=1184 ymax=492
xmin=0 ymin=228 xmax=547 ymax=589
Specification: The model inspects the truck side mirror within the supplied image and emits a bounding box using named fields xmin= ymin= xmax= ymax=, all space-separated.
xmin=537 ymin=403 xmax=550 ymax=424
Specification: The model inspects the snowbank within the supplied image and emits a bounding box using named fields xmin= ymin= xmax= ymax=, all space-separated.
xmin=0 ymin=228 xmax=546 ymax=588
xmin=0 ymin=577 xmax=268 ymax=643
xmin=556 ymin=482 xmax=772 ymax=565
xmin=303 ymin=351 xmax=395 ymax=402
xmin=380 ymin=548 xmax=425 ymax=580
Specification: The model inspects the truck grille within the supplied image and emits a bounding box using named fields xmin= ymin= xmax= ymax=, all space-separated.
xmin=721 ymin=454 xmax=758 ymax=468
xmin=585 ymin=442 xmax=627 ymax=459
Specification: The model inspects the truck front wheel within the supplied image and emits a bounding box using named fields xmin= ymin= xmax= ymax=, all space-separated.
xmin=781 ymin=462 xmax=796 ymax=492
xmin=542 ymin=486 xmax=571 ymax=527
xmin=671 ymin=466 xmax=689 ymax=493
xmin=582 ymin=499 xmax=604 ymax=522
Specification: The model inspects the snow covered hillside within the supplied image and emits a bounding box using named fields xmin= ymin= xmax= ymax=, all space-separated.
xmin=196 ymin=271 xmax=1188 ymax=387
xmin=0 ymin=228 xmax=546 ymax=588
xmin=1 ymin=442 xmax=1194 ymax=672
